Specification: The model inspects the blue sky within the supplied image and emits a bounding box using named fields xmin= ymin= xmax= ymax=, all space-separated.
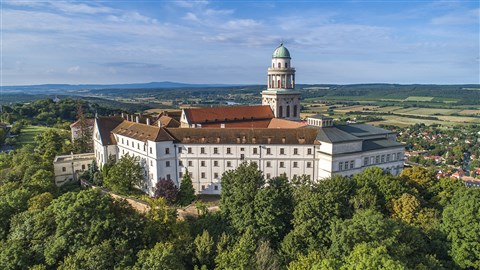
xmin=2 ymin=0 xmax=479 ymax=85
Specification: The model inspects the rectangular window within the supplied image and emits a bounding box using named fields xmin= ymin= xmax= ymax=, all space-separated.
xmin=266 ymin=173 xmax=271 ymax=179
xmin=179 ymin=160 xmax=183 ymax=166
xmin=280 ymin=148 xmax=285 ymax=155
xmin=150 ymin=147 xmax=153 ymax=154
xmin=165 ymin=148 xmax=170 ymax=155
xmin=178 ymin=147 xmax=182 ymax=153
xmin=381 ymin=155 xmax=385 ymax=163
xmin=150 ymin=160 xmax=153 ymax=167
xmin=293 ymin=161 xmax=298 ymax=168
xmin=188 ymin=147 xmax=192 ymax=154
xmin=214 ymin=161 xmax=219 ymax=167
xmin=364 ymin=157 xmax=369 ymax=166
xmin=266 ymin=161 xmax=271 ymax=167
xmin=188 ymin=161 xmax=193 ymax=167
xmin=307 ymin=162 xmax=312 ymax=168
xmin=397 ymin=152 xmax=401 ymax=160
xmin=137 ymin=143 xmax=140 ymax=150
xmin=266 ymin=148 xmax=271 ymax=155
xmin=166 ymin=161 xmax=170 ymax=167
xmin=201 ymin=147 xmax=205 ymax=154
xmin=339 ymin=162 xmax=343 ymax=171
xmin=179 ymin=172 xmax=183 ymax=178
xmin=201 ymin=185 xmax=206 ymax=190
xmin=307 ymin=148 xmax=312 ymax=155
xmin=240 ymin=147 xmax=245 ymax=152
xmin=214 ymin=172 xmax=219 ymax=178
xmin=213 ymin=147 xmax=218 ymax=154
xmin=227 ymin=161 xmax=232 ymax=167
xmin=201 ymin=172 xmax=206 ymax=178
xmin=253 ymin=148 xmax=258 ymax=154
xmin=214 ymin=185 xmax=219 ymax=190
xmin=201 ymin=161 xmax=206 ymax=167
xmin=294 ymin=148 xmax=298 ymax=155
xmin=62 ymin=167 xmax=66 ymax=172
xmin=81 ymin=164 xmax=85 ymax=170
xmin=227 ymin=148 xmax=231 ymax=154
xmin=240 ymin=154 xmax=245 ymax=160
xmin=127 ymin=140 xmax=129 ymax=146
xmin=350 ymin=161 xmax=354 ymax=169
xmin=375 ymin=156 xmax=380 ymax=164
xmin=166 ymin=174 xmax=171 ymax=180
xmin=392 ymin=154 xmax=396 ymax=161
xmin=386 ymin=154 xmax=390 ymax=162
xmin=280 ymin=162 xmax=285 ymax=168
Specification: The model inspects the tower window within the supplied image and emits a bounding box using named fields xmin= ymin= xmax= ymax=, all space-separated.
xmin=279 ymin=106 xmax=283 ymax=118
xmin=286 ymin=105 xmax=290 ymax=117
xmin=285 ymin=63 xmax=288 ymax=68
xmin=278 ymin=62 xmax=281 ymax=68
xmin=293 ymin=105 xmax=298 ymax=117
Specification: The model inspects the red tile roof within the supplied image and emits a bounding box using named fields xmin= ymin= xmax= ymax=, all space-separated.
xmin=70 ymin=118 xmax=95 ymax=128
xmin=183 ymin=105 xmax=274 ymax=124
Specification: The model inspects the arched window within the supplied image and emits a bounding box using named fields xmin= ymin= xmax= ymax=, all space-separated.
xmin=272 ymin=63 xmax=274 ymax=68
xmin=279 ymin=106 xmax=283 ymax=118
xmin=277 ymin=80 xmax=280 ymax=88
xmin=286 ymin=105 xmax=290 ymax=117
xmin=293 ymin=105 xmax=297 ymax=117
xmin=278 ymin=62 xmax=281 ymax=68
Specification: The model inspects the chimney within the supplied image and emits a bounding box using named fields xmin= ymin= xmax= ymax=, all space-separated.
xmin=136 ymin=116 xmax=140 ymax=123
xmin=158 ymin=121 xmax=163 ymax=127
xmin=146 ymin=118 xmax=151 ymax=125
xmin=121 ymin=112 xmax=125 ymax=119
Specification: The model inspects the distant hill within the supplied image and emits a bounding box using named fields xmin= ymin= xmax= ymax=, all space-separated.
xmin=2 ymin=81 xmax=242 ymax=93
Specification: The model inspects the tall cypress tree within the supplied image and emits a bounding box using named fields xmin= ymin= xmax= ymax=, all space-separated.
xmin=178 ymin=169 xmax=196 ymax=206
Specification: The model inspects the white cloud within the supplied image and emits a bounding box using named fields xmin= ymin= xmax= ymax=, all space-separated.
xmin=431 ymin=8 xmax=480 ymax=25
xmin=67 ymin=66 xmax=80 ymax=74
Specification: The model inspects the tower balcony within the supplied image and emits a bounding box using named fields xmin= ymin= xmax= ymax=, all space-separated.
xmin=268 ymin=67 xmax=295 ymax=71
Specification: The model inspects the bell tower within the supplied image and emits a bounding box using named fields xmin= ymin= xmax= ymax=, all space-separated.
xmin=262 ymin=43 xmax=301 ymax=121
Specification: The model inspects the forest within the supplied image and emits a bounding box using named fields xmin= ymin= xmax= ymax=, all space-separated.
xmin=0 ymin=129 xmax=478 ymax=269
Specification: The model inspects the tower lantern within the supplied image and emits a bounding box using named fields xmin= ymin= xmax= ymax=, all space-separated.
xmin=262 ymin=43 xmax=301 ymax=120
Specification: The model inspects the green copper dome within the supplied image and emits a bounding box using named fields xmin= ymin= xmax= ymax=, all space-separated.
xmin=272 ymin=43 xmax=291 ymax=58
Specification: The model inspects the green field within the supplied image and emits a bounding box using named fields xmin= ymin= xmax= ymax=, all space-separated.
xmin=404 ymin=96 xmax=434 ymax=102
xmin=17 ymin=126 xmax=59 ymax=146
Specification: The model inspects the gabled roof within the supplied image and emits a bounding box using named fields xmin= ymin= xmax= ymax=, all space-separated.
xmin=95 ymin=117 xmax=124 ymax=145
xmin=70 ymin=118 xmax=95 ymax=128
xmin=112 ymin=121 xmax=175 ymax=142
xmin=183 ymin=105 xmax=274 ymax=124
xmin=267 ymin=118 xmax=307 ymax=128
xmin=335 ymin=124 xmax=394 ymax=137
xmin=167 ymin=128 xmax=319 ymax=145
xmin=154 ymin=115 xmax=180 ymax=128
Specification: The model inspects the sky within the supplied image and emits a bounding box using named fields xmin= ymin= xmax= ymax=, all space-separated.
xmin=2 ymin=0 xmax=479 ymax=85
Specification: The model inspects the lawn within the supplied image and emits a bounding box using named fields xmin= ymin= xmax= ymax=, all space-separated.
xmin=17 ymin=125 xmax=62 ymax=146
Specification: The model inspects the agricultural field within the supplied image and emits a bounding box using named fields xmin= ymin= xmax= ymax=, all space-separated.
xmin=404 ymin=96 xmax=434 ymax=102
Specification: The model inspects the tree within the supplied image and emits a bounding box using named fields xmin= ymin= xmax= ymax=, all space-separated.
xmin=72 ymin=102 xmax=93 ymax=153
xmin=103 ymin=154 xmax=143 ymax=194
xmin=391 ymin=193 xmax=421 ymax=224
xmin=254 ymin=175 xmax=293 ymax=246
xmin=254 ymin=240 xmax=281 ymax=270
xmin=215 ymin=227 xmax=256 ymax=269
xmin=178 ymin=169 xmax=195 ymax=206
xmin=194 ymin=230 xmax=215 ymax=269
xmin=220 ymin=162 xmax=264 ymax=234
xmin=134 ymin=242 xmax=185 ymax=270
xmin=154 ymin=178 xmax=178 ymax=205
xmin=341 ymin=243 xmax=407 ymax=270
xmin=28 ymin=192 xmax=53 ymax=211
xmin=442 ymin=188 xmax=480 ymax=269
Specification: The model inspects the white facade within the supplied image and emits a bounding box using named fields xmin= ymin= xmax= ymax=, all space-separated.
xmin=53 ymin=153 xmax=95 ymax=186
